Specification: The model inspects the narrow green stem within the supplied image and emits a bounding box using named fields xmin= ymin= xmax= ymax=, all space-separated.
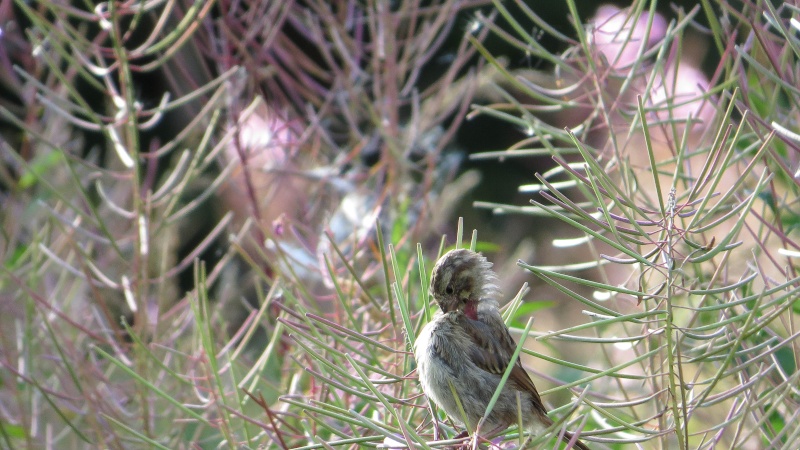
xmin=663 ymin=188 xmax=687 ymax=450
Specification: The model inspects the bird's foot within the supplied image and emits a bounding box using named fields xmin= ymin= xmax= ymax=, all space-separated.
xmin=445 ymin=431 xmax=471 ymax=450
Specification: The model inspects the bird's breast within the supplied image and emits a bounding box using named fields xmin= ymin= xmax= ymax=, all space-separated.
xmin=417 ymin=315 xmax=473 ymax=376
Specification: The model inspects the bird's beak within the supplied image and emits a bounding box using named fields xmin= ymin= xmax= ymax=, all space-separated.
xmin=437 ymin=296 xmax=459 ymax=313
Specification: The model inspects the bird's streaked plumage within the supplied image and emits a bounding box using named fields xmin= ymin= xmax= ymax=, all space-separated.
xmin=414 ymin=249 xmax=588 ymax=449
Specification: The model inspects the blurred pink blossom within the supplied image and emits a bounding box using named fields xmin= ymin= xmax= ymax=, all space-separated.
xmin=587 ymin=5 xmax=713 ymax=142
xmin=219 ymin=101 xmax=306 ymax=252
xmin=227 ymin=103 xmax=296 ymax=170
xmin=589 ymin=5 xmax=667 ymax=70
xmin=648 ymin=63 xmax=713 ymax=130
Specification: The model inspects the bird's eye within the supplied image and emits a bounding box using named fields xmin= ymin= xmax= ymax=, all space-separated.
xmin=445 ymin=286 xmax=454 ymax=295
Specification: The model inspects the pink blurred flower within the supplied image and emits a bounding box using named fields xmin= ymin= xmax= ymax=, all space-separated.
xmin=589 ymin=5 xmax=667 ymax=70
xmin=219 ymin=101 xmax=306 ymax=249
xmin=227 ymin=103 xmax=296 ymax=171
xmin=648 ymin=63 xmax=713 ymax=130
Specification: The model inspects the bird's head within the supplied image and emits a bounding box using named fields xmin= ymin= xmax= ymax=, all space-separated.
xmin=429 ymin=249 xmax=500 ymax=315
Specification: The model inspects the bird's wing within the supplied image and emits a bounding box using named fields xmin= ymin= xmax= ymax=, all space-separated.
xmin=458 ymin=313 xmax=545 ymax=408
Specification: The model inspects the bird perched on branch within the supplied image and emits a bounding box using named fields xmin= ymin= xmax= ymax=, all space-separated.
xmin=414 ymin=249 xmax=589 ymax=449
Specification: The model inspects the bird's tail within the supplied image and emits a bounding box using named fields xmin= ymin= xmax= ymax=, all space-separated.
xmin=538 ymin=414 xmax=589 ymax=450
xmin=528 ymin=403 xmax=590 ymax=449
xmin=560 ymin=430 xmax=590 ymax=450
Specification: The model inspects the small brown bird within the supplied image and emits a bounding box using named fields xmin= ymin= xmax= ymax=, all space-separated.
xmin=414 ymin=249 xmax=589 ymax=449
